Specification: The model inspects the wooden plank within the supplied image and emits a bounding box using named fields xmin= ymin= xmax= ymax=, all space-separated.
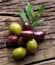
xmin=0 ymin=0 xmax=55 ymax=65
xmin=0 ymin=0 xmax=55 ymax=13
xmin=0 ymin=0 xmax=55 ymax=22
xmin=32 ymin=60 xmax=55 ymax=65
xmin=0 ymin=41 xmax=55 ymax=65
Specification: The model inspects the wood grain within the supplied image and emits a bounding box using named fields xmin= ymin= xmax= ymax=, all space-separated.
xmin=32 ymin=60 xmax=55 ymax=65
xmin=0 ymin=41 xmax=55 ymax=65
xmin=0 ymin=0 xmax=55 ymax=65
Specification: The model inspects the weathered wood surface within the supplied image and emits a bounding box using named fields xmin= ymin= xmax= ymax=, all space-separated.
xmin=32 ymin=60 xmax=55 ymax=65
xmin=0 ymin=0 xmax=55 ymax=65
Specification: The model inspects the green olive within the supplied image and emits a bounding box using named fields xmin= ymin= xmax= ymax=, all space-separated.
xmin=10 ymin=22 xmax=22 ymax=35
xmin=27 ymin=39 xmax=38 ymax=53
xmin=13 ymin=47 xmax=26 ymax=60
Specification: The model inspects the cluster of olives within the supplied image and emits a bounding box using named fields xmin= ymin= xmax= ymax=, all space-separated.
xmin=6 ymin=22 xmax=45 ymax=60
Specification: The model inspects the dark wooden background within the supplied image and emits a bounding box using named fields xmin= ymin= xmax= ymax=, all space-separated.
xmin=0 ymin=0 xmax=55 ymax=65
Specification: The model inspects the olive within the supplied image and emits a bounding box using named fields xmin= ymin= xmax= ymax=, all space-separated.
xmin=22 ymin=21 xmax=32 ymax=30
xmin=34 ymin=31 xmax=45 ymax=40
xmin=17 ymin=36 xmax=25 ymax=46
xmin=20 ymin=30 xmax=33 ymax=39
xmin=27 ymin=39 xmax=38 ymax=53
xmin=10 ymin=22 xmax=22 ymax=35
xmin=20 ymin=30 xmax=45 ymax=40
xmin=13 ymin=47 xmax=26 ymax=60
xmin=6 ymin=35 xmax=18 ymax=47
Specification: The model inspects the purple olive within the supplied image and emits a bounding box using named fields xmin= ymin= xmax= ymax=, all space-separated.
xmin=6 ymin=35 xmax=18 ymax=47
xmin=22 ymin=21 xmax=32 ymax=30
xmin=34 ymin=31 xmax=45 ymax=40
xmin=17 ymin=36 xmax=25 ymax=46
xmin=20 ymin=30 xmax=34 ymax=39
xmin=20 ymin=30 xmax=45 ymax=40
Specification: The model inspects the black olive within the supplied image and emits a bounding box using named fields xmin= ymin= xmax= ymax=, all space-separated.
xmin=6 ymin=35 xmax=18 ymax=47
xmin=17 ymin=36 xmax=25 ymax=46
xmin=20 ymin=30 xmax=45 ymax=40
xmin=22 ymin=21 xmax=32 ymax=30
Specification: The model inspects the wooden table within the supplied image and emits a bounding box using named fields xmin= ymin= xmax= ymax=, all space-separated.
xmin=0 ymin=0 xmax=55 ymax=65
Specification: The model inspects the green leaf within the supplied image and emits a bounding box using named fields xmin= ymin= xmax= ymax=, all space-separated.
xmin=37 ymin=4 xmax=45 ymax=17
xmin=32 ymin=19 xmax=44 ymax=28
xmin=32 ymin=14 xmax=39 ymax=23
xmin=32 ymin=4 xmax=45 ymax=23
xmin=27 ymin=3 xmax=34 ymax=18
xmin=19 ymin=8 xmax=28 ymax=22
xmin=26 ymin=3 xmax=34 ymax=22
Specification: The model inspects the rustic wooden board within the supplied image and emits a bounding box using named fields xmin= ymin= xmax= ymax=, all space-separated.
xmin=0 ymin=0 xmax=55 ymax=65
xmin=32 ymin=60 xmax=55 ymax=65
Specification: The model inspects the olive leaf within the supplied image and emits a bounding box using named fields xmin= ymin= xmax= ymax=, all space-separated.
xmin=32 ymin=19 xmax=44 ymax=28
xmin=37 ymin=4 xmax=45 ymax=17
xmin=32 ymin=4 xmax=45 ymax=23
xmin=19 ymin=4 xmax=45 ymax=28
xmin=19 ymin=8 xmax=28 ymax=22
xmin=26 ymin=3 xmax=34 ymax=22
xmin=32 ymin=14 xmax=39 ymax=23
